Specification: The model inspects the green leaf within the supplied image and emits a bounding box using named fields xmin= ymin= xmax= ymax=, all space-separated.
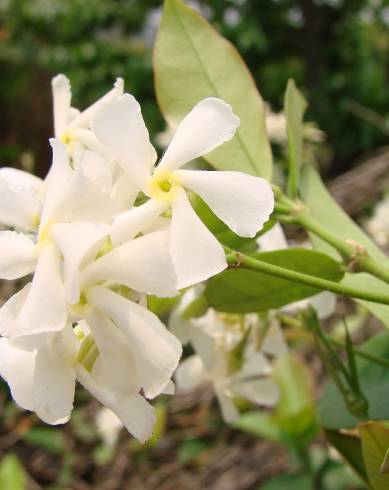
xmin=233 ymin=411 xmax=285 ymax=444
xmin=272 ymin=354 xmax=317 ymax=447
xmin=285 ymin=79 xmax=307 ymax=197
xmin=300 ymin=165 xmax=389 ymax=328
xmin=359 ymin=421 xmax=389 ymax=490
xmin=22 ymin=426 xmax=66 ymax=454
xmin=0 ymin=454 xmax=27 ymax=490
xmin=325 ymin=429 xmax=369 ymax=485
xmin=205 ymin=248 xmax=344 ymax=313
xmin=154 ymin=0 xmax=272 ymax=179
xmin=319 ymin=332 xmax=389 ymax=430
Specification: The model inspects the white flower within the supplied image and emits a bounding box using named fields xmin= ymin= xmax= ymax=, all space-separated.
xmin=171 ymin=291 xmax=284 ymax=423
xmin=92 ymin=95 xmax=275 ymax=289
xmin=51 ymin=74 xmax=124 ymax=156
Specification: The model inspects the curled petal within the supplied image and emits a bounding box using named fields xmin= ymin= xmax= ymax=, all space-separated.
xmin=76 ymin=365 xmax=156 ymax=443
xmin=50 ymin=222 xmax=110 ymax=304
xmin=0 ymin=284 xmax=31 ymax=337
xmin=33 ymin=326 xmax=78 ymax=424
xmin=52 ymin=74 xmax=72 ymax=137
xmin=14 ymin=242 xmax=66 ymax=341
xmin=0 ymin=338 xmax=36 ymax=412
xmin=177 ymin=169 xmax=274 ymax=237
xmin=0 ymin=231 xmax=37 ymax=280
xmin=87 ymin=286 xmax=182 ymax=399
xmin=92 ymin=94 xmax=155 ymax=192
xmin=158 ymin=98 xmax=240 ymax=172
xmin=82 ymin=230 xmax=178 ymax=297
xmin=0 ymin=167 xmax=43 ymax=231
xmin=175 ymin=355 xmax=207 ymax=391
xmin=111 ymin=199 xmax=167 ymax=247
xmin=170 ymin=189 xmax=226 ymax=289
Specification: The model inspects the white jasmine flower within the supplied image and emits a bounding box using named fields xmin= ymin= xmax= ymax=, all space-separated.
xmin=51 ymin=74 xmax=124 ymax=156
xmin=171 ymin=291 xmax=283 ymax=423
xmin=92 ymin=95 xmax=274 ymax=289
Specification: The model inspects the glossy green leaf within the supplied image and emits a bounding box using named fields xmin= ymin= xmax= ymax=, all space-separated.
xmin=325 ymin=429 xmax=368 ymax=485
xmin=285 ymin=79 xmax=307 ymax=197
xmin=154 ymin=0 xmax=272 ymax=179
xmin=0 ymin=454 xmax=27 ymax=490
xmin=300 ymin=165 xmax=389 ymax=328
xmin=319 ymin=332 xmax=389 ymax=430
xmin=205 ymin=248 xmax=344 ymax=313
xmin=359 ymin=421 xmax=389 ymax=490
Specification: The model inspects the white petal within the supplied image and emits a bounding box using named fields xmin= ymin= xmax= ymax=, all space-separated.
xmin=68 ymin=78 xmax=124 ymax=130
xmin=230 ymin=378 xmax=279 ymax=407
xmin=175 ymin=355 xmax=207 ymax=391
xmin=170 ymin=189 xmax=226 ymax=289
xmin=111 ymin=172 xmax=140 ymax=210
xmin=82 ymin=230 xmax=178 ymax=297
xmin=40 ymin=139 xmax=73 ymax=228
xmin=162 ymin=380 xmax=175 ymax=395
xmin=74 ymin=148 xmax=113 ymax=190
xmin=87 ymin=286 xmax=182 ymax=399
xmin=310 ymin=292 xmax=337 ymax=320
xmin=14 ymin=242 xmax=66 ymax=339
xmin=87 ymin=310 xmax=141 ymax=395
xmin=177 ymin=170 xmax=274 ymax=237
xmin=214 ymin=381 xmax=239 ymax=423
xmin=50 ymin=222 xmax=110 ymax=304
xmin=158 ymin=98 xmax=240 ymax=172
xmin=0 ymin=231 xmax=37 ymax=279
xmin=0 ymin=284 xmax=31 ymax=337
xmin=0 ymin=167 xmax=43 ymax=231
xmin=262 ymin=324 xmax=288 ymax=357
xmin=92 ymin=94 xmax=155 ymax=191
xmin=0 ymin=338 xmax=36 ymax=411
xmin=52 ymin=74 xmax=72 ymax=137
xmin=257 ymin=223 xmax=288 ymax=251
xmin=95 ymin=408 xmax=122 ymax=447
xmin=33 ymin=327 xmax=77 ymax=424
xmin=76 ymin=365 xmax=156 ymax=443
xmin=111 ymin=199 xmax=167 ymax=246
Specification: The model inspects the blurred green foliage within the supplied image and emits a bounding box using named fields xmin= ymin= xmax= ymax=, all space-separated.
xmin=0 ymin=0 xmax=388 ymax=176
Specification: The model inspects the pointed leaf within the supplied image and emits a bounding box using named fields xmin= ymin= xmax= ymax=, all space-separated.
xmin=154 ymin=0 xmax=272 ymax=179
xmin=205 ymin=248 xmax=344 ymax=313
xmin=285 ymin=79 xmax=307 ymax=197
xmin=300 ymin=165 xmax=389 ymax=328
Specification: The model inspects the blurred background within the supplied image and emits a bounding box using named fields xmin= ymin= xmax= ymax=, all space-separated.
xmin=0 ymin=0 xmax=388 ymax=489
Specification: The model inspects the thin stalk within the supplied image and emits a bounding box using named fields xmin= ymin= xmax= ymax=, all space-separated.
xmin=224 ymin=248 xmax=389 ymax=306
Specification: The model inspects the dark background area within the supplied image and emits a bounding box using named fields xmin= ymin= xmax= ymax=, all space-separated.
xmin=0 ymin=0 xmax=388 ymax=178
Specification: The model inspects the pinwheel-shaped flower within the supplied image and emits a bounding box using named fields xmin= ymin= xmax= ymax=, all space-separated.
xmin=92 ymin=95 xmax=274 ymax=289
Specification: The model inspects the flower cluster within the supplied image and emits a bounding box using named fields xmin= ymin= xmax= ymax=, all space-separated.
xmin=170 ymin=289 xmax=287 ymax=423
xmin=0 ymin=75 xmax=274 ymax=442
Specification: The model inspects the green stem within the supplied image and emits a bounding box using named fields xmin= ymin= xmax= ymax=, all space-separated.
xmin=277 ymin=314 xmax=389 ymax=370
xmin=277 ymin=199 xmax=389 ymax=285
xmin=225 ymin=248 xmax=389 ymax=305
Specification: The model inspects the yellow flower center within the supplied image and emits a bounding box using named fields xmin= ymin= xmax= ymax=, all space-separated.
xmin=149 ymin=171 xmax=181 ymax=202
xmin=60 ymin=132 xmax=73 ymax=145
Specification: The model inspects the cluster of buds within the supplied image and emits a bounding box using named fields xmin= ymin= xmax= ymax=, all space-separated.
xmin=0 ymin=75 xmax=274 ymax=442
